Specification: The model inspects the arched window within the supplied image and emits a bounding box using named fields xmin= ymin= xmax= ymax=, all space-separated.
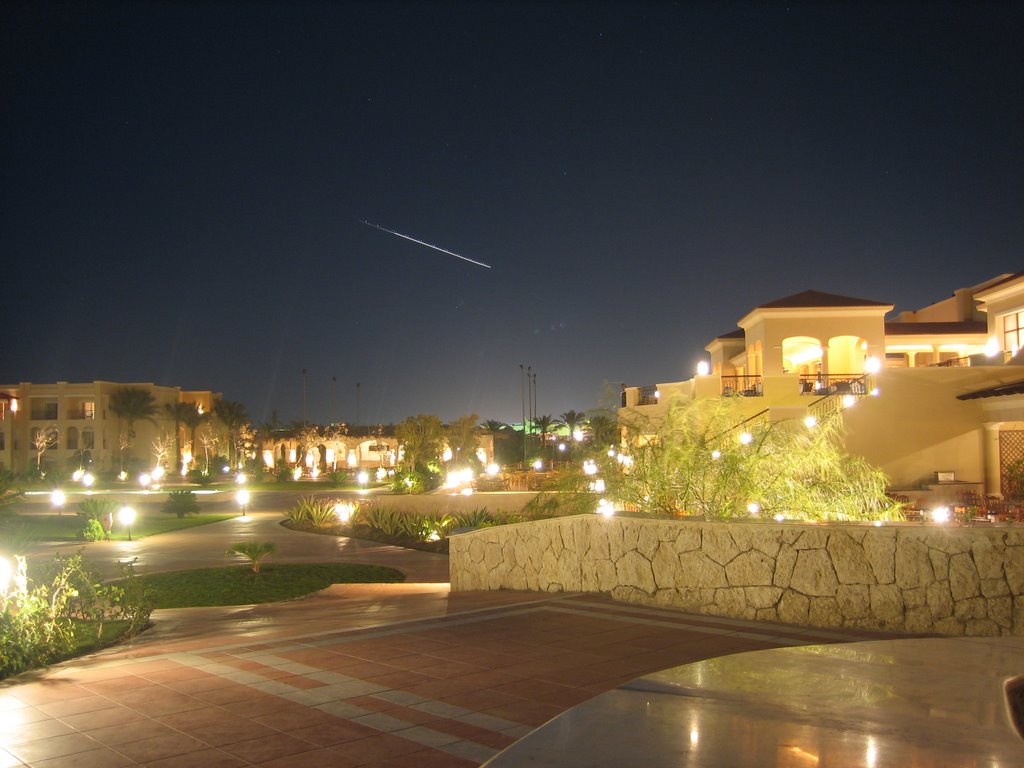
xmin=67 ymin=427 xmax=79 ymax=450
xmin=82 ymin=428 xmax=95 ymax=449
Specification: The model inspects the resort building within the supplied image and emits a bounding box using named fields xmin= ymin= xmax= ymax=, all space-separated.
xmin=0 ymin=381 xmax=218 ymax=475
xmin=620 ymin=272 xmax=1024 ymax=504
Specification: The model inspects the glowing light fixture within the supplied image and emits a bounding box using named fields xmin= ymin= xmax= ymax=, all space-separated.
xmin=51 ymin=489 xmax=66 ymax=508
xmin=803 ymin=415 xmax=817 ymax=429
xmin=931 ymin=506 xmax=951 ymax=524
xmin=842 ymin=394 xmax=857 ymax=409
xmin=118 ymin=506 xmax=136 ymax=540
xmin=747 ymin=502 xmax=760 ymax=515
xmin=139 ymin=473 xmax=151 ymax=489
xmin=357 ymin=470 xmax=369 ymax=485
xmin=335 ymin=501 xmax=354 ymax=524
xmin=711 ymin=450 xmax=721 ymax=460
xmin=739 ymin=432 xmax=753 ymax=445
xmin=985 ymin=337 xmax=1000 ymax=357
xmin=696 ymin=361 xmax=710 ymax=376
xmin=532 ymin=459 xmax=543 ymax=471
xmin=82 ymin=472 xmax=95 ymax=487
xmin=485 ymin=463 xmax=500 ymax=477
xmin=596 ymin=498 xmax=615 ymax=518
xmin=236 ymin=489 xmax=250 ymax=518
xmin=864 ymin=356 xmax=881 ymax=373
xmin=583 ymin=460 xmax=598 ymax=476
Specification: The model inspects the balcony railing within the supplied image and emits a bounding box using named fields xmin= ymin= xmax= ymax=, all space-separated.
xmin=798 ymin=374 xmax=869 ymax=396
xmin=721 ymin=375 xmax=763 ymax=397
xmin=930 ymin=356 xmax=971 ymax=368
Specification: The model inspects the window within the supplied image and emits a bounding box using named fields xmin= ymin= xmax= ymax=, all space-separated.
xmin=83 ymin=401 xmax=95 ymax=419
xmin=67 ymin=427 xmax=79 ymax=450
xmin=30 ymin=399 xmax=58 ymax=420
xmin=83 ymin=429 xmax=95 ymax=449
xmin=1004 ymin=312 xmax=1024 ymax=355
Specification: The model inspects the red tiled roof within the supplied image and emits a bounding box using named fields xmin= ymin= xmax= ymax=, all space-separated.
xmin=757 ymin=290 xmax=890 ymax=309
xmin=884 ymin=321 xmax=987 ymax=335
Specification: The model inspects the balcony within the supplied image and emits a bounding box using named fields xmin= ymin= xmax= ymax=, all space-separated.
xmin=799 ymin=374 xmax=869 ymax=396
xmin=637 ymin=386 xmax=660 ymax=406
xmin=722 ymin=375 xmax=763 ymax=397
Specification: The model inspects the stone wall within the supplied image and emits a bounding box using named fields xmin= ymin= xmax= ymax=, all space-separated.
xmin=449 ymin=516 xmax=1024 ymax=636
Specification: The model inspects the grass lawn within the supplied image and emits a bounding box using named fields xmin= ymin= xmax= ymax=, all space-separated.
xmin=0 ymin=513 xmax=234 ymax=544
xmin=141 ymin=563 xmax=405 ymax=608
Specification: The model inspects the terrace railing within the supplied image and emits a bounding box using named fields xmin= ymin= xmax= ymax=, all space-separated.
xmin=721 ymin=375 xmax=763 ymax=397
xmin=798 ymin=373 xmax=869 ymax=396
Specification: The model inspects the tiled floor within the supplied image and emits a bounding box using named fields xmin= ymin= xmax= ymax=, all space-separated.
xmin=0 ymin=585 xmax=907 ymax=767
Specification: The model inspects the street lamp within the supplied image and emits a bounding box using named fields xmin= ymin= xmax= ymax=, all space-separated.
xmin=51 ymin=489 xmax=66 ymax=515
xmin=118 ymin=506 xmax=136 ymax=541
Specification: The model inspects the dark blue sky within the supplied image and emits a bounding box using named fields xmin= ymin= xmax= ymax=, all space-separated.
xmin=2 ymin=1 xmax=1021 ymax=426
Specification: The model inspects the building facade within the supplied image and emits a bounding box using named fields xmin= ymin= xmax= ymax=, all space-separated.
xmin=0 ymin=381 xmax=218 ymax=475
xmin=621 ymin=272 xmax=1024 ymax=502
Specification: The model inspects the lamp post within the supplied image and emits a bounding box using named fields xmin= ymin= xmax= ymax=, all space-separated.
xmin=302 ymin=369 xmax=308 ymax=426
xmin=118 ymin=506 xmax=136 ymax=541
xmin=236 ymin=489 xmax=250 ymax=519
xmin=519 ymin=365 xmax=527 ymax=467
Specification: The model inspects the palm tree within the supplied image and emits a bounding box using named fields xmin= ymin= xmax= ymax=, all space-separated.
xmin=533 ymin=414 xmax=557 ymax=462
xmin=586 ymin=412 xmax=620 ymax=448
xmin=227 ymin=541 xmax=276 ymax=574
xmin=108 ymin=387 xmax=158 ymax=465
xmin=560 ymin=410 xmax=588 ymax=460
xmin=180 ymin=402 xmax=206 ymax=470
xmin=163 ymin=402 xmax=193 ymax=473
xmin=214 ymin=400 xmax=249 ymax=468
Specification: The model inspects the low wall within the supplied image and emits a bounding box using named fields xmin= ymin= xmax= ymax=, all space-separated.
xmin=449 ymin=515 xmax=1024 ymax=636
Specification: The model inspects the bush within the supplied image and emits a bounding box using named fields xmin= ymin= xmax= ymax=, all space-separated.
xmin=77 ymin=519 xmax=106 ymax=541
xmin=1 ymin=553 xmax=150 ymax=680
xmin=284 ymin=496 xmax=339 ymax=527
xmin=163 ymin=490 xmax=200 ymax=518
xmin=187 ymin=469 xmax=214 ymax=486
xmin=77 ymin=497 xmax=118 ymax=523
xmin=326 ymin=471 xmax=349 ymax=488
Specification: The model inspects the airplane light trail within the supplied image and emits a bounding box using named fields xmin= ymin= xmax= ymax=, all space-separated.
xmin=361 ymin=220 xmax=492 ymax=269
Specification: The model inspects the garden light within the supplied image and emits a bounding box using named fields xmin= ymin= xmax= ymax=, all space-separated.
xmin=72 ymin=469 xmax=84 ymax=482
xmin=485 ymin=463 xmax=500 ymax=477
xmin=51 ymin=489 xmax=66 ymax=509
xmin=357 ymin=470 xmax=369 ymax=485
xmin=747 ymin=502 xmax=760 ymax=516
xmin=335 ymin=502 xmax=355 ymax=524
xmin=292 ymin=467 xmax=303 ymax=481
xmin=376 ymin=468 xmax=387 ymax=481
xmin=152 ymin=466 xmax=165 ymax=480
xmin=118 ymin=506 xmax=137 ymax=541
xmin=931 ymin=506 xmax=951 ymax=524
xmin=803 ymin=415 xmax=817 ymax=428
xmin=139 ymin=473 xmax=151 ymax=489
xmin=118 ymin=470 xmax=128 ymax=481
xmin=864 ymin=357 xmax=881 ymax=373
xmin=572 ymin=428 xmax=584 ymax=442
xmin=739 ymin=432 xmax=753 ymax=445
xmin=558 ymin=442 xmax=566 ymax=452
xmin=82 ymin=472 xmax=94 ymax=487
xmin=236 ymin=472 xmax=246 ymax=485
xmin=583 ymin=460 xmax=598 ymax=476
xmin=842 ymin=394 xmax=857 ymax=409
xmin=236 ymin=489 xmax=250 ymax=518
xmin=711 ymin=450 xmax=721 ymax=460
xmin=533 ymin=459 xmax=543 ymax=470
xmin=596 ymin=499 xmax=615 ymax=518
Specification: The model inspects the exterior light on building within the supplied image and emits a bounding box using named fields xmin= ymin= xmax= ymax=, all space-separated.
xmin=583 ymin=460 xmax=598 ymax=475
xmin=803 ymin=415 xmax=817 ymax=429
xmin=348 ymin=450 xmax=358 ymax=468
xmin=325 ymin=448 xmax=335 ymax=466
xmin=864 ymin=357 xmax=881 ymax=373
xmin=118 ymin=506 xmax=136 ymax=540
xmin=739 ymin=432 xmax=753 ymax=445
xmin=654 ymin=389 xmax=660 ymax=399
xmin=8 ymin=398 xmax=17 ymax=413
xmin=51 ymin=489 xmax=66 ymax=509
xmin=357 ymin=470 xmax=369 ymax=485
xmin=985 ymin=337 xmax=1000 ymax=357
xmin=931 ymin=506 xmax=951 ymax=524
xmin=262 ymin=450 xmax=274 ymax=469
xmin=696 ymin=361 xmax=710 ymax=376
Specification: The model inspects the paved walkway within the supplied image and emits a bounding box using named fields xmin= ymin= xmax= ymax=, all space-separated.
xmin=0 ymin=580 xmax=906 ymax=768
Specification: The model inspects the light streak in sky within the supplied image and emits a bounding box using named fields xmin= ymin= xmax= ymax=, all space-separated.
xmin=361 ymin=220 xmax=492 ymax=269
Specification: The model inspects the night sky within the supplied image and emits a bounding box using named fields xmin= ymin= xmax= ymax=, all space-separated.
xmin=2 ymin=1 xmax=1022 ymax=427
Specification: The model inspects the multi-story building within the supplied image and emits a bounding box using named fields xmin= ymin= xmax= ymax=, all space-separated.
xmin=621 ymin=272 xmax=1024 ymax=502
xmin=0 ymin=381 xmax=219 ymax=475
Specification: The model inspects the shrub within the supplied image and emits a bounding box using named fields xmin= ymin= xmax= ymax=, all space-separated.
xmin=326 ymin=471 xmax=349 ymax=488
xmin=226 ymin=542 xmax=276 ymax=573
xmin=285 ymin=496 xmax=339 ymax=527
xmin=187 ymin=469 xmax=214 ymax=486
xmin=77 ymin=497 xmax=118 ymax=523
xmin=77 ymin=519 xmax=106 ymax=541
xmin=451 ymin=508 xmax=491 ymax=529
xmin=163 ymin=490 xmax=200 ymax=518
xmin=1 ymin=553 xmax=150 ymax=680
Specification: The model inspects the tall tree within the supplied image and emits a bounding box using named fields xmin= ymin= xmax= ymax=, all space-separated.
xmin=559 ymin=410 xmax=588 ymax=459
xmin=180 ymin=402 xmax=206 ymax=469
xmin=163 ymin=402 xmax=192 ymax=472
xmin=396 ymin=414 xmax=444 ymax=472
xmin=533 ymin=414 xmax=557 ymax=462
xmin=446 ymin=414 xmax=480 ymax=466
xmin=586 ymin=412 xmax=620 ymax=449
xmin=108 ymin=387 xmax=158 ymax=463
xmin=213 ymin=399 xmax=249 ymax=468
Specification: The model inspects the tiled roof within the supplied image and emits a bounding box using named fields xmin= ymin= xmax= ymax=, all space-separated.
xmin=757 ymin=290 xmax=890 ymax=309
xmin=957 ymin=380 xmax=1024 ymax=400
xmin=885 ymin=321 xmax=987 ymax=336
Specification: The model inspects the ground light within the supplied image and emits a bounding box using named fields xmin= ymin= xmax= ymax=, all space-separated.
xmin=50 ymin=489 xmax=66 ymax=513
xmin=236 ymin=489 xmax=250 ymax=519
xmin=118 ymin=506 xmax=137 ymax=541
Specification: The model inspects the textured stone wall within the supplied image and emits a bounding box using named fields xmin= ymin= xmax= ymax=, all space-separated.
xmin=449 ymin=516 xmax=1024 ymax=636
